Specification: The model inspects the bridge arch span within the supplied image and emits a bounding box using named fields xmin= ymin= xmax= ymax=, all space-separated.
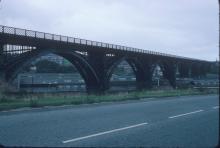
xmin=106 ymin=56 xmax=152 ymax=90
xmin=150 ymin=59 xmax=177 ymax=88
xmin=5 ymin=49 xmax=100 ymax=93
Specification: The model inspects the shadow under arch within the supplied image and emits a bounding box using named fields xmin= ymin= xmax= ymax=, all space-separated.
xmin=6 ymin=49 xmax=100 ymax=93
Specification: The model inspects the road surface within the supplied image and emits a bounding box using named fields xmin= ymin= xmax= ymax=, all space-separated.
xmin=0 ymin=95 xmax=219 ymax=147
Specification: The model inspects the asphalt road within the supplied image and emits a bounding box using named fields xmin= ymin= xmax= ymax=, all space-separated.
xmin=0 ymin=95 xmax=219 ymax=147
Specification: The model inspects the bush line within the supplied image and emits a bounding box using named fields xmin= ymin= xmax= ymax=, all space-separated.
xmin=0 ymin=88 xmax=218 ymax=111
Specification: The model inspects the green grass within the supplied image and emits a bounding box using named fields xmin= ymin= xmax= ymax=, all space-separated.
xmin=0 ymin=88 xmax=218 ymax=111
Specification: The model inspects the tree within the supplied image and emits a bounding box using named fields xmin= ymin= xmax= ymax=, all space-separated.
xmin=23 ymin=60 xmax=78 ymax=73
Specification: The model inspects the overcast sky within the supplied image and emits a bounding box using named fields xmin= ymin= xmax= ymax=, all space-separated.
xmin=0 ymin=0 xmax=218 ymax=61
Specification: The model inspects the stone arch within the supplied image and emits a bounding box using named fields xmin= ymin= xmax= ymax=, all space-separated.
xmin=151 ymin=59 xmax=177 ymax=88
xmin=106 ymin=56 xmax=149 ymax=90
xmin=5 ymin=49 xmax=100 ymax=93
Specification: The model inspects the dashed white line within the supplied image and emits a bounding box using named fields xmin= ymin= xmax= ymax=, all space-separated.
xmin=169 ymin=110 xmax=204 ymax=119
xmin=212 ymin=106 xmax=219 ymax=109
xmin=62 ymin=122 xmax=148 ymax=144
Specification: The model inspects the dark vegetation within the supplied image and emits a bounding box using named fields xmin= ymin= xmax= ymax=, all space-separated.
xmin=0 ymin=59 xmax=218 ymax=111
xmin=24 ymin=60 xmax=77 ymax=73
xmin=0 ymin=80 xmax=218 ymax=111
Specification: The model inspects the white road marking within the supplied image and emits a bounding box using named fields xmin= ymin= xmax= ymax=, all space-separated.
xmin=62 ymin=122 xmax=148 ymax=144
xmin=169 ymin=110 xmax=204 ymax=119
xmin=212 ymin=106 xmax=219 ymax=109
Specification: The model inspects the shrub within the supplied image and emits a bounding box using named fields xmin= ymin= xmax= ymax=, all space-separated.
xmin=0 ymin=94 xmax=8 ymax=103
xmin=29 ymin=97 xmax=39 ymax=107
xmin=197 ymin=87 xmax=206 ymax=92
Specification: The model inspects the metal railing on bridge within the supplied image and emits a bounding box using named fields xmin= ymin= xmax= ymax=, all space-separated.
xmin=0 ymin=25 xmax=205 ymax=62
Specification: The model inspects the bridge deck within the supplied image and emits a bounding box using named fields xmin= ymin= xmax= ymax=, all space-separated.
xmin=0 ymin=25 xmax=207 ymax=62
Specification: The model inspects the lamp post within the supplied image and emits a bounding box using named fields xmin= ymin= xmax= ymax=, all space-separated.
xmin=154 ymin=66 xmax=161 ymax=88
xmin=157 ymin=77 xmax=160 ymax=87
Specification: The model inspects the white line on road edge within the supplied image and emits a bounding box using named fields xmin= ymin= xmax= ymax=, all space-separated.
xmin=62 ymin=122 xmax=148 ymax=144
xmin=169 ymin=110 xmax=204 ymax=119
xmin=212 ymin=106 xmax=219 ymax=109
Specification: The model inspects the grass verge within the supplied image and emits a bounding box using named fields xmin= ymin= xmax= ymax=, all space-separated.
xmin=0 ymin=88 xmax=218 ymax=111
